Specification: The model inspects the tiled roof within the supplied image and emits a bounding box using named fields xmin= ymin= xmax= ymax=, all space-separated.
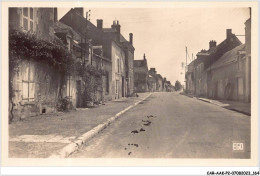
xmin=209 ymin=44 xmax=245 ymax=70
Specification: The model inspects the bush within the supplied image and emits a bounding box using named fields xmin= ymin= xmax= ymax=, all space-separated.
xmin=56 ymin=97 xmax=73 ymax=112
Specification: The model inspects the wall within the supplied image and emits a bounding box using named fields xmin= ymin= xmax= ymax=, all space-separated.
xmin=10 ymin=59 xmax=65 ymax=120
xmin=102 ymin=59 xmax=113 ymax=101
xmin=126 ymin=50 xmax=134 ymax=96
xmin=207 ymin=62 xmax=245 ymax=101
xmin=111 ymin=41 xmax=126 ymax=99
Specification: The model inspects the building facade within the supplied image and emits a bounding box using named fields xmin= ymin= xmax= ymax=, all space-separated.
xmin=60 ymin=8 xmax=134 ymax=100
xmin=186 ymin=28 xmax=242 ymax=98
xmin=9 ymin=8 xmax=66 ymax=121
xmin=134 ymin=54 xmax=149 ymax=93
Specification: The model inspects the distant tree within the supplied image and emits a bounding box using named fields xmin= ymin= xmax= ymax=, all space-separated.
xmin=175 ymin=80 xmax=182 ymax=91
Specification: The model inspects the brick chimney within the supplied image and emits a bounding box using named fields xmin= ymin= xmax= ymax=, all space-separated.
xmin=74 ymin=8 xmax=83 ymax=16
xmin=54 ymin=8 xmax=57 ymax=22
xmin=129 ymin=33 xmax=133 ymax=45
xmin=209 ymin=40 xmax=217 ymax=49
xmin=97 ymin=19 xmax=103 ymax=29
xmin=111 ymin=20 xmax=121 ymax=33
xmin=111 ymin=20 xmax=121 ymax=41
xmin=226 ymin=29 xmax=232 ymax=39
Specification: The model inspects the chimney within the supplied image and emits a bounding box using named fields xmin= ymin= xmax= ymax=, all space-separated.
xmin=150 ymin=68 xmax=156 ymax=74
xmin=97 ymin=19 xmax=103 ymax=30
xmin=209 ymin=40 xmax=217 ymax=49
xmin=111 ymin=20 xmax=121 ymax=41
xmin=226 ymin=29 xmax=232 ymax=39
xmin=111 ymin=20 xmax=121 ymax=34
xmin=143 ymin=53 xmax=146 ymax=60
xmin=129 ymin=33 xmax=133 ymax=45
xmin=54 ymin=8 xmax=58 ymax=22
xmin=74 ymin=8 xmax=83 ymax=16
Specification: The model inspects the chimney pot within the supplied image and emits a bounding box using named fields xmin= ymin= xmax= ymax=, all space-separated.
xmin=209 ymin=40 xmax=217 ymax=49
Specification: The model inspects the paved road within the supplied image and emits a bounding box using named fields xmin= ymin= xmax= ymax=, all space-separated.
xmin=70 ymin=92 xmax=250 ymax=158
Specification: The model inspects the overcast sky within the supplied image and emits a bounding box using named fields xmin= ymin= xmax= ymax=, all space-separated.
xmin=58 ymin=8 xmax=250 ymax=85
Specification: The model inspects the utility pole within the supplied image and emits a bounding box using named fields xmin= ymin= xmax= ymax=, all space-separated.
xmin=185 ymin=46 xmax=188 ymax=91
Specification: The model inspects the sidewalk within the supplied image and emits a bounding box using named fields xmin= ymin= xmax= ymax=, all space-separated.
xmin=197 ymin=97 xmax=251 ymax=116
xmin=9 ymin=93 xmax=152 ymax=158
xmin=180 ymin=92 xmax=250 ymax=116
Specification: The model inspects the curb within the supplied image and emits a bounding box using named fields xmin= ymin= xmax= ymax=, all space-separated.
xmin=49 ymin=93 xmax=152 ymax=158
xmin=197 ymin=98 xmax=250 ymax=116
xmin=197 ymin=98 xmax=211 ymax=103
xmin=180 ymin=93 xmax=194 ymax=98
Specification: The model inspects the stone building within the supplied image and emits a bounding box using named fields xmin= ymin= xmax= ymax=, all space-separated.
xmin=134 ymin=54 xmax=149 ymax=92
xmin=244 ymin=17 xmax=251 ymax=102
xmin=9 ymin=8 xmax=65 ymax=121
xmin=186 ymin=29 xmax=242 ymax=97
xmin=206 ymin=18 xmax=251 ymax=102
xmin=156 ymin=74 xmax=163 ymax=92
xmin=206 ymin=44 xmax=246 ymax=101
xmin=60 ymin=8 xmax=135 ymax=100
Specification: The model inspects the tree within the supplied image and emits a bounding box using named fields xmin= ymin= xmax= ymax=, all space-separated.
xmin=175 ymin=80 xmax=182 ymax=91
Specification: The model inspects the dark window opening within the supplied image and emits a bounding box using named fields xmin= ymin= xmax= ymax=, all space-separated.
xmin=23 ymin=8 xmax=28 ymax=17
xmin=30 ymin=8 xmax=33 ymax=19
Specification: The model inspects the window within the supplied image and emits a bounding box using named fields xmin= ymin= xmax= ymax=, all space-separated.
xmin=117 ymin=58 xmax=120 ymax=73
xmin=30 ymin=8 xmax=33 ymax=19
xmin=66 ymin=76 xmax=72 ymax=97
xmin=23 ymin=8 xmax=28 ymax=17
xmin=22 ymin=7 xmax=34 ymax=31
xmin=23 ymin=18 xmax=28 ymax=31
xmin=116 ymin=80 xmax=119 ymax=94
xmin=237 ymin=56 xmax=243 ymax=71
xmin=22 ymin=63 xmax=35 ymax=101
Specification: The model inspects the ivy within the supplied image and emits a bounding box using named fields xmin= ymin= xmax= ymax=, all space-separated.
xmin=9 ymin=28 xmax=75 ymax=75
xmin=76 ymin=63 xmax=105 ymax=107
xmin=9 ymin=28 xmax=107 ymax=118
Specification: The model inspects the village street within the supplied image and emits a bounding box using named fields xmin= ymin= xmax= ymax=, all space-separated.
xmin=70 ymin=92 xmax=250 ymax=158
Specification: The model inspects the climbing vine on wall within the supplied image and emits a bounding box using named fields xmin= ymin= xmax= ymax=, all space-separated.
xmin=9 ymin=28 xmax=75 ymax=75
xmin=9 ymin=28 xmax=75 ymax=121
xmin=76 ymin=63 xmax=105 ymax=107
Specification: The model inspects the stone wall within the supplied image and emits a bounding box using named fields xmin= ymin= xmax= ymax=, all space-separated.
xmin=10 ymin=59 xmax=65 ymax=120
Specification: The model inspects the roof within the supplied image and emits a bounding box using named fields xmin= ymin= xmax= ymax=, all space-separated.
xmin=209 ymin=44 xmax=245 ymax=70
xmin=188 ymin=33 xmax=242 ymax=70
xmin=156 ymin=74 xmax=163 ymax=79
xmin=54 ymin=21 xmax=81 ymax=42
xmin=102 ymin=28 xmax=117 ymax=33
xmin=134 ymin=60 xmax=147 ymax=67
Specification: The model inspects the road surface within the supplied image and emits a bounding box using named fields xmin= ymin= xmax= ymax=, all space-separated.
xmin=70 ymin=92 xmax=250 ymax=158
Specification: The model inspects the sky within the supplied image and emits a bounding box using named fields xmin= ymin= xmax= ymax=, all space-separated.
xmin=58 ymin=8 xmax=250 ymax=85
